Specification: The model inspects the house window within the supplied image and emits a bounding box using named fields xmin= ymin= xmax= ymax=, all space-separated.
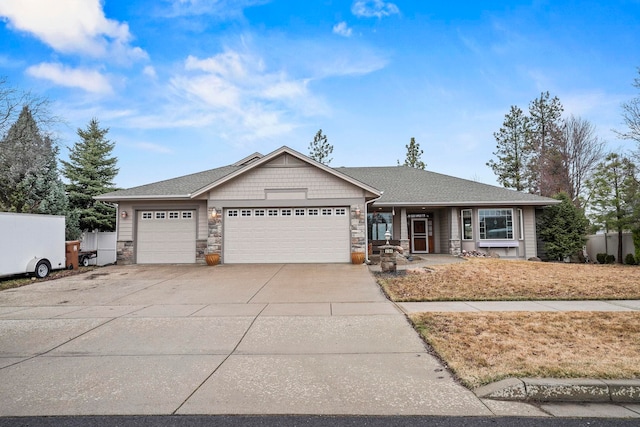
xmin=142 ymin=212 xmax=152 ymax=220
xmin=281 ymin=209 xmax=292 ymax=216
xmin=295 ymin=208 xmax=305 ymax=216
xmin=254 ymin=209 xmax=265 ymax=217
xmin=155 ymin=212 xmax=166 ymax=220
xmin=267 ymin=209 xmax=278 ymax=216
xmin=368 ymin=212 xmax=392 ymax=240
xmin=479 ymin=209 xmax=513 ymax=240
xmin=321 ymin=208 xmax=332 ymax=216
xmin=241 ymin=209 xmax=252 ymax=217
xmin=518 ymin=208 xmax=524 ymax=240
xmin=181 ymin=211 xmax=193 ymax=219
xmin=461 ymin=209 xmax=472 ymax=240
xmin=308 ymin=208 xmax=319 ymax=216
xmin=227 ymin=210 xmax=239 ymax=217
xmin=168 ymin=211 xmax=179 ymax=219
xmin=335 ymin=208 xmax=347 ymax=216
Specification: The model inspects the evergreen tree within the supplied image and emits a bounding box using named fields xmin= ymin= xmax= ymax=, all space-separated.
xmin=61 ymin=118 xmax=119 ymax=232
xmin=538 ymin=192 xmax=588 ymax=261
xmin=487 ymin=106 xmax=532 ymax=192
xmin=528 ymin=91 xmax=566 ymax=196
xmin=0 ymin=106 xmax=65 ymax=214
xmin=586 ymin=153 xmax=638 ymax=263
xmin=402 ymin=137 xmax=426 ymax=169
xmin=308 ymin=129 xmax=333 ymax=165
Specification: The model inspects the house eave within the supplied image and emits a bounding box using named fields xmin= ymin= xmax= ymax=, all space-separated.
xmin=95 ymin=194 xmax=192 ymax=202
xmin=372 ymin=200 xmax=560 ymax=207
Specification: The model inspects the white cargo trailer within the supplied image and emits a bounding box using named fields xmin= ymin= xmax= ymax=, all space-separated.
xmin=0 ymin=212 xmax=66 ymax=278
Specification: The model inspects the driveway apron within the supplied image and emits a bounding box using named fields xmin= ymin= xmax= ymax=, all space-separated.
xmin=0 ymin=264 xmax=501 ymax=416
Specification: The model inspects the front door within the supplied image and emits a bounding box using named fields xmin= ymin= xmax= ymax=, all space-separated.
xmin=411 ymin=218 xmax=434 ymax=253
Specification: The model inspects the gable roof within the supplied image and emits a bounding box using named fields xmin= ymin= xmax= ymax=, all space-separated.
xmin=338 ymin=166 xmax=558 ymax=206
xmin=96 ymin=146 xmax=380 ymax=201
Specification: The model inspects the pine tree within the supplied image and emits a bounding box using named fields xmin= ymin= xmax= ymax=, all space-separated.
xmin=487 ymin=106 xmax=532 ymax=192
xmin=61 ymin=118 xmax=119 ymax=232
xmin=402 ymin=137 xmax=426 ymax=169
xmin=528 ymin=91 xmax=566 ymax=196
xmin=308 ymin=129 xmax=333 ymax=165
xmin=538 ymin=192 xmax=588 ymax=261
xmin=0 ymin=106 xmax=65 ymax=214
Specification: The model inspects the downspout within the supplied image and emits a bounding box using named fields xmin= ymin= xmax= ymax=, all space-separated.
xmin=364 ymin=192 xmax=383 ymax=264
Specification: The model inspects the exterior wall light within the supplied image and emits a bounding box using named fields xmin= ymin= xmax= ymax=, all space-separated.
xmin=210 ymin=208 xmax=218 ymax=219
xmin=355 ymin=207 xmax=361 ymax=216
xmin=121 ymin=211 xmax=128 ymax=219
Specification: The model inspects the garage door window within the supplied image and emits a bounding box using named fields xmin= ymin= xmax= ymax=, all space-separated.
xmin=169 ymin=211 xmax=179 ymax=219
xmin=295 ymin=208 xmax=305 ymax=216
xmin=322 ymin=208 xmax=332 ymax=216
xmin=155 ymin=212 xmax=166 ymax=219
xmin=182 ymin=211 xmax=192 ymax=219
xmin=255 ymin=209 xmax=265 ymax=216
xmin=228 ymin=210 xmax=238 ymax=217
xmin=142 ymin=212 xmax=153 ymax=220
xmin=308 ymin=208 xmax=319 ymax=216
xmin=335 ymin=208 xmax=347 ymax=216
xmin=268 ymin=209 xmax=278 ymax=216
xmin=241 ymin=209 xmax=251 ymax=217
xmin=281 ymin=209 xmax=292 ymax=216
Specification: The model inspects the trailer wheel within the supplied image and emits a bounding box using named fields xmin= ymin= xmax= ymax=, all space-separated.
xmin=35 ymin=260 xmax=51 ymax=278
xmin=81 ymin=256 xmax=90 ymax=267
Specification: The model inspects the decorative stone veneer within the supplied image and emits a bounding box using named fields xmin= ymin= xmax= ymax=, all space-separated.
xmin=117 ymin=240 xmax=134 ymax=265
xmin=196 ymin=240 xmax=207 ymax=263
xmin=207 ymin=206 xmax=223 ymax=258
xmin=449 ymin=239 xmax=461 ymax=256
xmin=351 ymin=205 xmax=366 ymax=253
xmin=400 ymin=239 xmax=410 ymax=253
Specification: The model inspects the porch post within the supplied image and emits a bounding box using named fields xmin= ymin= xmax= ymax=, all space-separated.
xmin=400 ymin=208 xmax=410 ymax=253
xmin=449 ymin=207 xmax=461 ymax=255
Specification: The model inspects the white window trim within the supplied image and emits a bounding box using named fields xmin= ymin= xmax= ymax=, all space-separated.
xmin=518 ymin=208 xmax=524 ymax=241
xmin=478 ymin=208 xmax=514 ymax=240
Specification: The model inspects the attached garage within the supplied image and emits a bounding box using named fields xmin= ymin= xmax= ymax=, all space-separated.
xmin=136 ymin=210 xmax=196 ymax=263
xmin=223 ymin=207 xmax=350 ymax=263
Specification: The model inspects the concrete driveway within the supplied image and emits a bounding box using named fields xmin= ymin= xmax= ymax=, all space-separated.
xmin=0 ymin=264 xmax=541 ymax=417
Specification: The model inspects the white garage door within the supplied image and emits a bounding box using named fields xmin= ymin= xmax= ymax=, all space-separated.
xmin=137 ymin=210 xmax=196 ymax=264
xmin=224 ymin=207 xmax=350 ymax=263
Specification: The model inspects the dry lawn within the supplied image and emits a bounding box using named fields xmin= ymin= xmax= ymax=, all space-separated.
xmin=379 ymin=258 xmax=640 ymax=301
xmin=411 ymin=311 xmax=640 ymax=389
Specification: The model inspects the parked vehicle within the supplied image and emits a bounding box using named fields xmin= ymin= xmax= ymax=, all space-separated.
xmin=0 ymin=213 xmax=66 ymax=278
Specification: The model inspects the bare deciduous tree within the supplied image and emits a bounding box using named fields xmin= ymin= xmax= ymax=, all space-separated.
xmin=616 ymin=68 xmax=640 ymax=148
xmin=560 ymin=115 xmax=606 ymax=206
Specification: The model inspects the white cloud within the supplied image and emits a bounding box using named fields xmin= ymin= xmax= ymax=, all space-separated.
xmin=26 ymin=62 xmax=112 ymax=94
xmin=0 ymin=0 xmax=146 ymax=61
xmin=162 ymin=0 xmax=268 ymax=18
xmin=135 ymin=142 xmax=173 ymax=154
xmin=143 ymin=65 xmax=157 ymax=79
xmin=333 ymin=21 xmax=352 ymax=37
xmin=351 ymin=0 xmax=399 ymax=19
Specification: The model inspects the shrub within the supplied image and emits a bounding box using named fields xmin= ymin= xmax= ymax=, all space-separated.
xmin=625 ymin=254 xmax=636 ymax=265
xmin=606 ymin=254 xmax=616 ymax=264
xmin=596 ymin=253 xmax=607 ymax=264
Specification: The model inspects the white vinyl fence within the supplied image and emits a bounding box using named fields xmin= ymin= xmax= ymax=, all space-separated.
xmin=80 ymin=231 xmax=117 ymax=266
xmin=586 ymin=232 xmax=635 ymax=262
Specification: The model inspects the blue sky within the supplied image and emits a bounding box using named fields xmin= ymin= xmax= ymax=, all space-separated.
xmin=1 ymin=0 xmax=639 ymax=188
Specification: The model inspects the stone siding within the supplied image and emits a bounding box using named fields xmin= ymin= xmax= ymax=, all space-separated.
xmin=117 ymin=240 xmax=134 ymax=265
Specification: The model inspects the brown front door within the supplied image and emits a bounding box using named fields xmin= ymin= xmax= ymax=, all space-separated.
xmin=411 ymin=218 xmax=434 ymax=253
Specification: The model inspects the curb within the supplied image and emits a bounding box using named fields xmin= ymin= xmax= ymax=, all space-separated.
xmin=475 ymin=378 xmax=640 ymax=403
